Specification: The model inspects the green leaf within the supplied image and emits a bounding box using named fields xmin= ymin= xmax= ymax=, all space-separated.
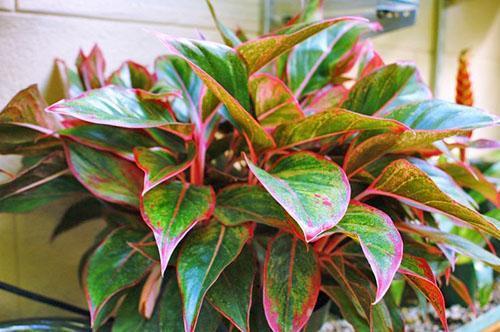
xmin=108 ymin=61 xmax=155 ymax=90
xmin=47 ymin=86 xmax=177 ymax=128
xmin=247 ymin=152 xmax=350 ymax=241
xmin=236 ymin=17 xmax=362 ymax=74
xmin=60 ymin=124 xmax=156 ymax=161
xmin=214 ymin=184 xmax=288 ymax=229
xmin=384 ymin=99 xmax=499 ymax=130
xmin=344 ymin=130 xmax=466 ymax=177
xmin=177 ymin=222 xmax=251 ymax=332
xmin=359 ymin=159 xmax=500 ymax=237
xmin=273 ymin=108 xmax=407 ymax=149
xmin=205 ymin=0 xmax=242 ymax=47
xmin=322 ymin=286 xmax=369 ymax=332
xmin=263 ymin=233 xmax=320 ymax=332
xmin=248 ymin=73 xmax=304 ymax=128
xmin=287 ymin=19 xmax=372 ymax=97
xmin=155 ymin=55 xmax=203 ymax=123
xmin=438 ymin=162 xmax=499 ymax=207
xmin=51 ymin=197 xmax=104 ymax=240
xmin=156 ymin=35 xmax=275 ymax=152
xmin=404 ymin=224 xmax=500 ymax=268
xmin=134 ymin=144 xmax=195 ymax=193
xmin=55 ymin=59 xmax=85 ymax=98
xmin=113 ymin=271 xmax=221 ymax=332
xmin=325 ymin=202 xmax=403 ymax=303
xmin=398 ymin=254 xmax=448 ymax=331
xmin=0 ymin=152 xmax=84 ymax=212
xmin=65 ymin=142 xmax=143 ymax=207
xmin=76 ymin=45 xmax=106 ymax=90
xmin=140 ymin=181 xmax=215 ymax=273
xmin=302 ymin=85 xmax=348 ymax=114
xmin=0 ymin=124 xmax=60 ymax=156
xmin=206 ymin=245 xmax=256 ymax=331
xmin=85 ymin=227 xmax=154 ymax=324
xmin=342 ymin=63 xmax=431 ymax=116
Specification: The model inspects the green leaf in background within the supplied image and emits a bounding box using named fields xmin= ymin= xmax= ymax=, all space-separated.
xmin=134 ymin=144 xmax=195 ymax=193
xmin=248 ymin=73 xmax=304 ymax=128
xmin=205 ymin=0 xmax=242 ymax=47
xmin=342 ymin=63 xmax=431 ymax=116
xmin=47 ymin=86 xmax=178 ymax=128
xmin=76 ymin=44 xmax=106 ymax=90
xmin=438 ymin=162 xmax=499 ymax=207
xmin=0 ymin=151 xmax=84 ymax=212
xmin=140 ymin=181 xmax=214 ymax=273
xmin=113 ymin=271 xmax=221 ymax=332
xmin=65 ymin=142 xmax=143 ymax=207
xmin=263 ymin=233 xmax=320 ymax=332
xmin=0 ymin=124 xmax=60 ymax=156
xmin=156 ymin=35 xmax=275 ymax=152
xmin=322 ymin=286 xmax=369 ymax=332
xmin=60 ymin=124 xmax=157 ymax=161
xmin=287 ymin=19 xmax=373 ymax=97
xmin=177 ymin=222 xmax=251 ymax=332
xmin=85 ymin=227 xmax=154 ymax=324
xmin=359 ymin=159 xmax=500 ymax=237
xmin=55 ymin=58 xmax=85 ymax=98
xmin=51 ymin=197 xmax=104 ymax=240
xmin=405 ymin=224 xmax=500 ymax=268
xmin=398 ymin=254 xmax=448 ymax=331
xmin=384 ymin=99 xmax=499 ymax=130
xmin=325 ymin=202 xmax=403 ymax=303
xmin=108 ymin=61 xmax=155 ymax=90
xmin=206 ymin=245 xmax=256 ymax=331
xmin=155 ymin=55 xmax=203 ymax=123
xmin=236 ymin=17 xmax=362 ymax=74
xmin=214 ymin=184 xmax=289 ymax=229
xmin=273 ymin=107 xmax=407 ymax=148
xmin=247 ymin=152 xmax=350 ymax=241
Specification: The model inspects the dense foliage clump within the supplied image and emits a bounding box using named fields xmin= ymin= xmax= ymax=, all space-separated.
xmin=1 ymin=1 xmax=498 ymax=331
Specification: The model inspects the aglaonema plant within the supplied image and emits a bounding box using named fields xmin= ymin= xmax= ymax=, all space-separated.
xmin=1 ymin=1 xmax=499 ymax=331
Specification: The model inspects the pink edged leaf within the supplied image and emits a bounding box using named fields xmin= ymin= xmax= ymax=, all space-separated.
xmin=342 ymin=63 xmax=432 ymax=116
xmin=358 ymin=159 xmax=500 ymax=237
xmin=246 ymin=152 xmax=350 ymax=242
xmin=301 ymin=85 xmax=348 ymax=115
xmin=134 ymin=143 xmax=196 ymax=193
xmin=156 ymin=34 xmax=275 ymax=152
xmin=64 ymin=141 xmax=143 ymax=207
xmin=108 ymin=60 xmax=155 ymax=90
xmin=357 ymin=40 xmax=384 ymax=78
xmin=55 ymin=58 xmax=84 ymax=99
xmin=140 ymin=181 xmax=215 ymax=274
xmin=60 ymin=124 xmax=157 ymax=161
xmin=273 ymin=107 xmax=407 ymax=149
xmin=0 ymin=84 xmax=61 ymax=133
xmin=47 ymin=85 xmax=179 ymax=128
xmin=236 ymin=17 xmax=365 ymax=74
xmin=248 ymin=73 xmax=304 ymax=128
xmin=398 ymin=254 xmax=448 ymax=331
xmin=287 ymin=19 xmax=375 ymax=97
xmin=84 ymin=227 xmax=154 ymax=325
xmin=176 ymin=222 xmax=252 ymax=332
xmin=344 ymin=129 xmax=468 ymax=177
xmin=206 ymin=245 xmax=256 ymax=332
xmin=323 ymin=202 xmax=403 ymax=303
xmin=438 ymin=162 xmax=499 ymax=207
xmin=76 ymin=44 xmax=106 ymax=90
xmin=263 ymin=233 xmax=321 ymax=332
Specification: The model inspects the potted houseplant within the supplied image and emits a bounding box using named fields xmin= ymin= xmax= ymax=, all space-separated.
xmin=0 ymin=1 xmax=498 ymax=331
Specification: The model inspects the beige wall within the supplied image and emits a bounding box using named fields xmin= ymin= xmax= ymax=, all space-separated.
xmin=0 ymin=0 xmax=498 ymax=321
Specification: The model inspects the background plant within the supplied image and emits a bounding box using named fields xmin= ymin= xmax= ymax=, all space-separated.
xmin=0 ymin=1 xmax=499 ymax=331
